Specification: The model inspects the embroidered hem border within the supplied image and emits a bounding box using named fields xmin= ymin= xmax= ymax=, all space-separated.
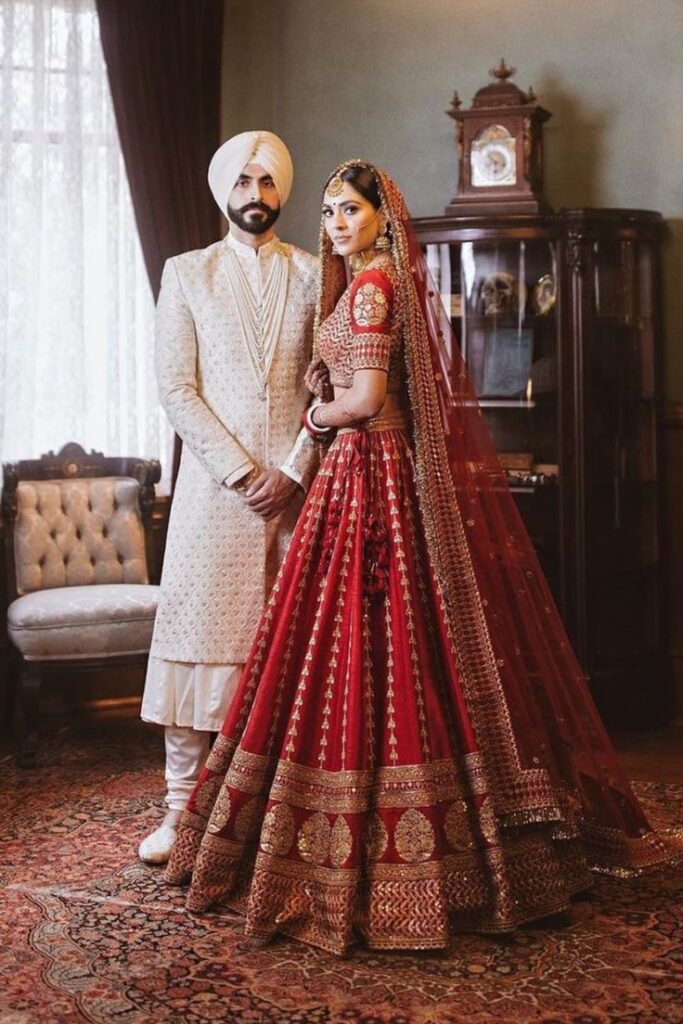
xmin=170 ymin=826 xmax=593 ymax=954
xmin=166 ymin=747 xmax=683 ymax=954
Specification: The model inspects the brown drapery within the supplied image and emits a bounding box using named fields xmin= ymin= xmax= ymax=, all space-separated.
xmin=96 ymin=0 xmax=224 ymax=484
xmin=96 ymin=0 xmax=224 ymax=300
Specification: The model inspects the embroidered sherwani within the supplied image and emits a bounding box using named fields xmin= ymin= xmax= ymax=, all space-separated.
xmin=141 ymin=234 xmax=318 ymax=731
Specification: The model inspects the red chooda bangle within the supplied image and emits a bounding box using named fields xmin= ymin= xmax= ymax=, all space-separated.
xmin=302 ymin=405 xmax=332 ymax=437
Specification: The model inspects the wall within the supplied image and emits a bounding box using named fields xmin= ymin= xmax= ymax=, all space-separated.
xmin=219 ymin=0 xmax=683 ymax=715
xmin=221 ymin=0 xmax=683 ymax=397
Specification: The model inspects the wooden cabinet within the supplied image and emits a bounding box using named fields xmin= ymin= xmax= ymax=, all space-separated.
xmin=413 ymin=208 xmax=669 ymax=725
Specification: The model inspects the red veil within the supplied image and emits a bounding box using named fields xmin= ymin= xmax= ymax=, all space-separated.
xmin=316 ymin=162 xmax=679 ymax=874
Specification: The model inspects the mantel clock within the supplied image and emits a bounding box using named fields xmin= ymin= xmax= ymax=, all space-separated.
xmin=447 ymin=60 xmax=551 ymax=215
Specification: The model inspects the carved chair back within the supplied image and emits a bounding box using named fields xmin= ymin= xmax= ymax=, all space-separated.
xmin=2 ymin=443 xmax=160 ymax=605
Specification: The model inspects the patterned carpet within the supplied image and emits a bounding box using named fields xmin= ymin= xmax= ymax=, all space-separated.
xmin=1 ymin=719 xmax=682 ymax=1024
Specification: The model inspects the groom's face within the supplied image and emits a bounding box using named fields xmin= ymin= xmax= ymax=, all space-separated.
xmin=227 ymin=162 xmax=281 ymax=235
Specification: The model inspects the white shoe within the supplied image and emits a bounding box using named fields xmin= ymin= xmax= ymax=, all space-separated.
xmin=138 ymin=823 xmax=178 ymax=865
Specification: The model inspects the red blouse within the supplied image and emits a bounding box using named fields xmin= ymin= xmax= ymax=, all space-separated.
xmin=315 ymin=264 xmax=404 ymax=392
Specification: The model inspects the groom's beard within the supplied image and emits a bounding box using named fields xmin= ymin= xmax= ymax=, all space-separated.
xmin=227 ymin=201 xmax=280 ymax=235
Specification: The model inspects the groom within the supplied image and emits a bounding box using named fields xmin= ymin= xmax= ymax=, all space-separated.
xmin=139 ymin=131 xmax=318 ymax=863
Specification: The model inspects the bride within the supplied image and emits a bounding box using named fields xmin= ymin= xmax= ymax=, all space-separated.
xmin=164 ymin=160 xmax=680 ymax=954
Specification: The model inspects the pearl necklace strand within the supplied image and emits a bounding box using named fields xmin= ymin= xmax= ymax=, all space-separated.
xmin=222 ymin=241 xmax=290 ymax=399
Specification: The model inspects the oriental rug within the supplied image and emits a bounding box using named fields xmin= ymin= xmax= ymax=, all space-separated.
xmin=0 ymin=719 xmax=681 ymax=1024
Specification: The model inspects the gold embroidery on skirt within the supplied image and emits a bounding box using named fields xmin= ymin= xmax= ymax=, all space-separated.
xmin=297 ymin=811 xmax=332 ymax=864
xmin=233 ymin=832 xmax=592 ymax=953
xmin=205 ymin=734 xmax=237 ymax=774
xmin=444 ymin=799 xmax=475 ymax=851
xmin=478 ymin=797 xmax=499 ymax=845
xmin=207 ymin=786 xmax=231 ymax=834
xmin=256 ymin=850 xmax=356 ymax=883
xmin=330 ymin=816 xmax=354 ymax=867
xmin=235 ymin=796 xmax=263 ymax=842
xmin=194 ymin=774 xmax=223 ymax=820
xmin=260 ymin=803 xmax=296 ymax=857
xmin=395 ymin=808 xmax=435 ymax=862
xmin=225 ymin=747 xmax=271 ymax=794
xmin=268 ymin=754 xmax=465 ymax=814
xmin=365 ymin=813 xmax=389 ymax=861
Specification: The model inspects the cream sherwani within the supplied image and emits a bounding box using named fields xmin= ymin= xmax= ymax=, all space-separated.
xmin=141 ymin=233 xmax=318 ymax=731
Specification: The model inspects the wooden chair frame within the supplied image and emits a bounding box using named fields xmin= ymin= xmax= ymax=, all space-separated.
xmin=2 ymin=442 xmax=161 ymax=766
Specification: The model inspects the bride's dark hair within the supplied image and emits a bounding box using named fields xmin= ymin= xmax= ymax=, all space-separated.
xmin=325 ymin=164 xmax=381 ymax=209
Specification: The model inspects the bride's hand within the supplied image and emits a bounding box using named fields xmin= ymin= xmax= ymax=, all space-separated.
xmin=304 ymin=358 xmax=331 ymax=399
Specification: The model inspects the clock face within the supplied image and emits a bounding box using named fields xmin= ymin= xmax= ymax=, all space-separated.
xmin=471 ymin=125 xmax=517 ymax=188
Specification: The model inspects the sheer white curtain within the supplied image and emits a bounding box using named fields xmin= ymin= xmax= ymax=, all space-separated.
xmin=0 ymin=0 xmax=173 ymax=491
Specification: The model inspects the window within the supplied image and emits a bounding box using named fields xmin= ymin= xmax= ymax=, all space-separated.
xmin=0 ymin=0 xmax=173 ymax=490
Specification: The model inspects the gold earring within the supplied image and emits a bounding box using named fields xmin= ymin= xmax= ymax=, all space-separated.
xmin=375 ymin=225 xmax=391 ymax=251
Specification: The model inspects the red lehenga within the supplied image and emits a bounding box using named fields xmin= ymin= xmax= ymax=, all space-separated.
xmin=165 ymin=163 xmax=681 ymax=954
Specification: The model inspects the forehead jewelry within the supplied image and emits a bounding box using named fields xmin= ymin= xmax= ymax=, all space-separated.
xmin=326 ymin=175 xmax=344 ymax=197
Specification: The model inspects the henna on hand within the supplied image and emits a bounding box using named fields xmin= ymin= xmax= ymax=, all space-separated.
xmin=314 ymin=392 xmax=361 ymax=429
xmin=304 ymin=358 xmax=331 ymax=399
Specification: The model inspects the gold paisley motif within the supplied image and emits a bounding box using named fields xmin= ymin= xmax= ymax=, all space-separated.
xmin=297 ymin=811 xmax=332 ymax=865
xmin=207 ymin=785 xmax=231 ymax=834
xmin=330 ymin=815 xmax=353 ymax=867
xmin=365 ymin=813 xmax=389 ymax=861
xmin=260 ymin=803 xmax=296 ymax=857
xmin=444 ymin=799 xmax=474 ymax=851
xmin=193 ymin=774 xmax=223 ymax=820
xmin=395 ymin=808 xmax=435 ymax=862
xmin=478 ymin=797 xmax=499 ymax=845
xmin=234 ymin=796 xmax=263 ymax=842
xmin=352 ymin=282 xmax=389 ymax=327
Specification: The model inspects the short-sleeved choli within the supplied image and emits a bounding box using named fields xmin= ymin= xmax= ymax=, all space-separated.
xmin=348 ymin=268 xmax=394 ymax=372
xmin=315 ymin=264 xmax=404 ymax=392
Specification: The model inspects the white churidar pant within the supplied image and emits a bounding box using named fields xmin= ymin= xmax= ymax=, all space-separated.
xmin=164 ymin=726 xmax=210 ymax=811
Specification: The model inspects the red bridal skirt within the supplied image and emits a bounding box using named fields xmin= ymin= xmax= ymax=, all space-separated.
xmin=165 ymin=420 xmax=679 ymax=954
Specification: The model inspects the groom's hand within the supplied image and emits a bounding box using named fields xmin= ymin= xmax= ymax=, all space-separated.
xmin=244 ymin=468 xmax=298 ymax=521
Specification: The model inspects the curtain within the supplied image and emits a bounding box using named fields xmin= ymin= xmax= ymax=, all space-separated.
xmin=96 ymin=0 xmax=223 ymax=301
xmin=0 ymin=0 xmax=174 ymax=491
xmin=94 ymin=0 xmax=223 ymax=301
xmin=95 ymin=0 xmax=224 ymax=483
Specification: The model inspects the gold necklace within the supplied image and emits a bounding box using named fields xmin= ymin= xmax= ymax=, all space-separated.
xmin=349 ymin=247 xmax=380 ymax=276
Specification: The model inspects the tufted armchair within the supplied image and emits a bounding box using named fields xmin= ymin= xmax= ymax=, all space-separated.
xmin=2 ymin=442 xmax=161 ymax=766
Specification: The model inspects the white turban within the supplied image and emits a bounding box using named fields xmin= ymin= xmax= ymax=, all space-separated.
xmin=208 ymin=130 xmax=294 ymax=214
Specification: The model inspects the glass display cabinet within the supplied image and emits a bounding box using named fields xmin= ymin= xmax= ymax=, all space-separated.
xmin=413 ymin=208 xmax=668 ymax=725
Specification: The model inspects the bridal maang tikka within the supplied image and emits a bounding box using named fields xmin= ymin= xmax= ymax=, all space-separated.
xmin=326 ymin=175 xmax=344 ymax=197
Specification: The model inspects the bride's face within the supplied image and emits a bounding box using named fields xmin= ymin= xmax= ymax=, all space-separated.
xmin=322 ymin=181 xmax=382 ymax=257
